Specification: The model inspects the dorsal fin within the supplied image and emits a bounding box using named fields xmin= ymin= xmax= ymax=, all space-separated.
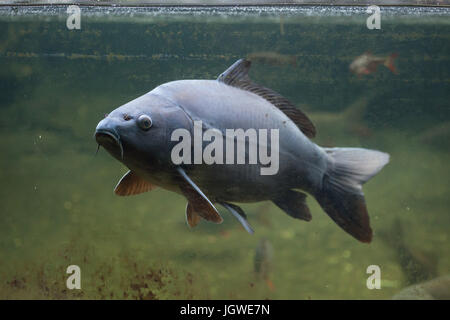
xmin=217 ymin=59 xmax=316 ymax=138
xmin=114 ymin=170 xmax=156 ymax=196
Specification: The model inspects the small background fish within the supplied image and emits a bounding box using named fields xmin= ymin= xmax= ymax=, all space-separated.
xmin=350 ymin=52 xmax=398 ymax=77
xmin=254 ymin=238 xmax=274 ymax=291
xmin=247 ymin=52 xmax=297 ymax=67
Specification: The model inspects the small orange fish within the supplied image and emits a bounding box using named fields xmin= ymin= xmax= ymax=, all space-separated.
xmin=350 ymin=52 xmax=398 ymax=77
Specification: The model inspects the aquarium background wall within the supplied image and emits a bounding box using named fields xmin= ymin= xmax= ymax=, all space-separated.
xmin=0 ymin=4 xmax=449 ymax=299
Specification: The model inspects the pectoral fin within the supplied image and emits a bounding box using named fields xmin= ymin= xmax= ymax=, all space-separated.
xmin=114 ymin=170 xmax=156 ymax=196
xmin=273 ymin=190 xmax=312 ymax=221
xmin=177 ymin=167 xmax=223 ymax=223
xmin=185 ymin=203 xmax=202 ymax=228
xmin=220 ymin=202 xmax=254 ymax=234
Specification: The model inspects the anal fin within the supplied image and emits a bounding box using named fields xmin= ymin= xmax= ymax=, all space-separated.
xmin=273 ymin=190 xmax=312 ymax=222
xmin=114 ymin=170 xmax=156 ymax=196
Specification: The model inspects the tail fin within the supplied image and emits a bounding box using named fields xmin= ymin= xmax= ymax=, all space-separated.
xmin=315 ymin=148 xmax=389 ymax=243
xmin=384 ymin=53 xmax=398 ymax=74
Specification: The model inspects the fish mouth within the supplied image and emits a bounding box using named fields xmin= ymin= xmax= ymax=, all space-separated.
xmin=95 ymin=129 xmax=124 ymax=160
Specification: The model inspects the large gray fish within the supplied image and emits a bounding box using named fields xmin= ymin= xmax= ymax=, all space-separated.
xmin=95 ymin=59 xmax=389 ymax=243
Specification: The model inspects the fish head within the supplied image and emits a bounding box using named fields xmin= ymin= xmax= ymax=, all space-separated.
xmin=95 ymin=92 xmax=191 ymax=171
xmin=350 ymin=53 xmax=370 ymax=74
xmin=349 ymin=58 xmax=363 ymax=73
xmin=349 ymin=59 xmax=359 ymax=73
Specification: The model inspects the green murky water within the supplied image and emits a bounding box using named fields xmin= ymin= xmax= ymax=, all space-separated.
xmin=0 ymin=5 xmax=449 ymax=299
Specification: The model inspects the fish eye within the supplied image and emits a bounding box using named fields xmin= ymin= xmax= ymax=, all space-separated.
xmin=137 ymin=114 xmax=152 ymax=131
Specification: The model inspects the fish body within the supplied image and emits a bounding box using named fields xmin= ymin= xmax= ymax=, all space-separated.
xmin=350 ymin=52 xmax=398 ymax=76
xmin=98 ymin=79 xmax=322 ymax=201
xmin=149 ymin=79 xmax=324 ymax=202
xmin=247 ymin=52 xmax=297 ymax=67
xmin=95 ymin=59 xmax=389 ymax=242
